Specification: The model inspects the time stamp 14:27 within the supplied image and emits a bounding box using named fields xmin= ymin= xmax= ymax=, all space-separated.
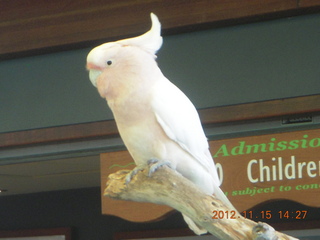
xmin=212 ymin=210 xmax=308 ymax=220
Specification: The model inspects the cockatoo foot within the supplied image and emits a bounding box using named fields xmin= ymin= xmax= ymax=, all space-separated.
xmin=147 ymin=159 xmax=172 ymax=177
xmin=125 ymin=166 xmax=144 ymax=185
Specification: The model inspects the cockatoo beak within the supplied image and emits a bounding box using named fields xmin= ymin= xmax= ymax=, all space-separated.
xmin=86 ymin=63 xmax=103 ymax=71
xmin=87 ymin=63 xmax=103 ymax=87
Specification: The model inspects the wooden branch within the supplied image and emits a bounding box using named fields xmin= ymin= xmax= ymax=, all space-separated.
xmin=104 ymin=166 xmax=298 ymax=240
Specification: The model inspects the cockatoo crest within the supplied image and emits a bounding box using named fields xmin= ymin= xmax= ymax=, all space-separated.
xmin=87 ymin=13 xmax=162 ymax=87
xmin=117 ymin=13 xmax=163 ymax=54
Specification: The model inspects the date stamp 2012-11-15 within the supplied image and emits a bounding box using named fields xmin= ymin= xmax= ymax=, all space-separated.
xmin=212 ymin=210 xmax=308 ymax=220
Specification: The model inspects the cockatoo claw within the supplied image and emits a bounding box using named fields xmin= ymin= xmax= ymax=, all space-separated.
xmin=125 ymin=166 xmax=144 ymax=185
xmin=147 ymin=159 xmax=172 ymax=177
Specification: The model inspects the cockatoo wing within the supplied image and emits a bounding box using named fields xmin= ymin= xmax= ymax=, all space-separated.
xmin=151 ymin=78 xmax=220 ymax=186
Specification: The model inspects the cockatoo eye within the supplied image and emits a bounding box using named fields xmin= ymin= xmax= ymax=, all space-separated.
xmin=106 ymin=60 xmax=112 ymax=66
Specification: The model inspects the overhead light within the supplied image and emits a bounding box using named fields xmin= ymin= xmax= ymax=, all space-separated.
xmin=0 ymin=189 xmax=8 ymax=193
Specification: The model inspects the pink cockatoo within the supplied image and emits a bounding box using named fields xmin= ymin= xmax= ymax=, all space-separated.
xmin=86 ymin=13 xmax=235 ymax=235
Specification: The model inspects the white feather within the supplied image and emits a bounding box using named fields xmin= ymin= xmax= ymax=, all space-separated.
xmin=117 ymin=13 xmax=163 ymax=54
xmin=151 ymin=78 xmax=221 ymax=187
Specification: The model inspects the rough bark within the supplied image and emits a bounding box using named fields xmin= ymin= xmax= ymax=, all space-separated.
xmin=103 ymin=166 xmax=298 ymax=240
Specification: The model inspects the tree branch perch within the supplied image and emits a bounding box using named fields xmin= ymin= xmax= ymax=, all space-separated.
xmin=103 ymin=166 xmax=298 ymax=240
